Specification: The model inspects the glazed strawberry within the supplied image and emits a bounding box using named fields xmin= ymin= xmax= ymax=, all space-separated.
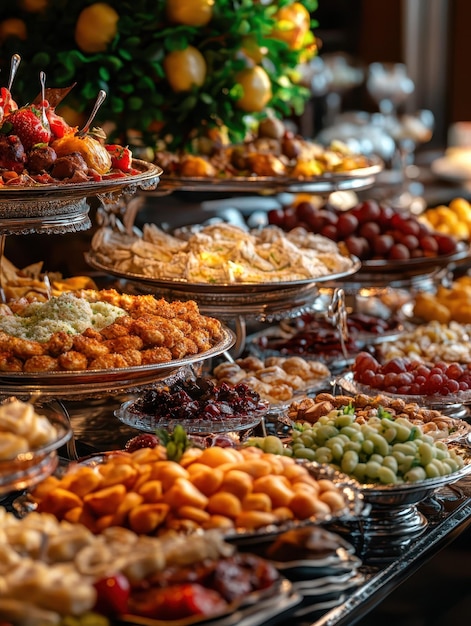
xmin=0 ymin=87 xmax=18 ymax=122
xmin=46 ymin=107 xmax=73 ymax=140
xmin=5 ymin=106 xmax=51 ymax=150
xmin=106 ymin=144 xmax=132 ymax=172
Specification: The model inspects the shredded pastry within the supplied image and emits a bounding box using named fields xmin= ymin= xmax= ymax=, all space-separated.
xmin=91 ymin=223 xmax=354 ymax=284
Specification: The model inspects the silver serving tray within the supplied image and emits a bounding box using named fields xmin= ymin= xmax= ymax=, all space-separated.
xmin=337 ymin=371 xmax=471 ymax=409
xmin=0 ymin=160 xmax=162 ymax=235
xmin=356 ymin=241 xmax=471 ymax=274
xmin=0 ymin=327 xmax=235 ymax=398
xmin=85 ymin=253 xmax=362 ymax=294
xmin=0 ymin=159 xmax=162 ymax=203
xmin=115 ymin=398 xmax=266 ymax=435
xmin=156 ymin=156 xmax=384 ymax=195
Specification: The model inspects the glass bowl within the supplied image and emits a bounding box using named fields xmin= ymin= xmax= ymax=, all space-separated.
xmin=0 ymin=400 xmax=73 ymax=496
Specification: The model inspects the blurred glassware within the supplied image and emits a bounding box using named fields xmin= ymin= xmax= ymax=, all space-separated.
xmin=299 ymin=53 xmax=364 ymax=127
xmin=366 ymin=62 xmax=415 ymax=117
xmin=389 ymin=109 xmax=435 ymax=212
xmin=315 ymin=111 xmax=396 ymax=161
xmin=322 ymin=53 xmax=365 ymax=126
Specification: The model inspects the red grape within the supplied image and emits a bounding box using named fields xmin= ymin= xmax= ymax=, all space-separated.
xmin=446 ymin=363 xmax=464 ymax=378
xmin=419 ymin=235 xmax=439 ymax=254
xmin=445 ymin=378 xmax=460 ymax=394
xmin=344 ymin=235 xmax=369 ymax=259
xmin=382 ymin=357 xmax=408 ymax=374
xmin=389 ymin=243 xmax=411 ymax=260
xmin=295 ymin=201 xmax=317 ymax=223
xmin=400 ymin=219 xmax=421 ymax=236
xmin=373 ymin=234 xmax=394 ymax=256
xmin=352 ymin=200 xmax=381 ymax=223
xmin=378 ymin=204 xmax=395 ymax=226
xmin=359 ymin=221 xmax=381 ymax=241
xmin=337 ymin=212 xmax=359 ymax=238
xmin=435 ymin=234 xmax=458 ymax=255
xmin=268 ymin=208 xmax=286 ymax=227
xmin=399 ymin=234 xmax=420 ymax=251
xmin=283 ymin=207 xmax=299 ymax=230
xmin=384 ymin=372 xmax=399 ymax=387
xmin=371 ymin=373 xmax=385 ymax=388
xmin=321 ymin=224 xmax=338 ymax=240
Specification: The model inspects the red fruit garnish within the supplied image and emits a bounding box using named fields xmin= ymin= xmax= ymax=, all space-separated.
xmin=46 ymin=107 xmax=74 ymax=139
xmin=124 ymin=433 xmax=160 ymax=452
xmin=129 ymin=583 xmax=227 ymax=620
xmin=106 ymin=144 xmax=133 ymax=172
xmin=6 ymin=106 xmax=51 ymax=150
xmin=0 ymin=86 xmax=18 ymax=119
xmin=94 ymin=573 xmax=130 ymax=616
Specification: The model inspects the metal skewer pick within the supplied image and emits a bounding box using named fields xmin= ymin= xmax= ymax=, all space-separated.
xmin=8 ymin=53 xmax=21 ymax=92
xmin=76 ymin=89 xmax=107 ymax=137
xmin=39 ymin=71 xmax=49 ymax=128
xmin=328 ymin=287 xmax=349 ymax=360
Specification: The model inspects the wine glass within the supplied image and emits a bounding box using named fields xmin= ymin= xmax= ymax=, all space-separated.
xmin=390 ymin=109 xmax=435 ymax=211
xmin=366 ymin=62 xmax=415 ymax=117
xmin=322 ymin=53 xmax=365 ymax=126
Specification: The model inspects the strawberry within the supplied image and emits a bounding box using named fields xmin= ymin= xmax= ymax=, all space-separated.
xmin=46 ymin=107 xmax=74 ymax=140
xmin=0 ymin=87 xmax=18 ymax=122
xmin=5 ymin=106 xmax=51 ymax=151
xmin=105 ymin=144 xmax=132 ymax=172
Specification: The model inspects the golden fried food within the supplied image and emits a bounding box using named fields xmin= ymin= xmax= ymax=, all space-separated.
xmin=0 ymin=289 xmax=224 ymax=373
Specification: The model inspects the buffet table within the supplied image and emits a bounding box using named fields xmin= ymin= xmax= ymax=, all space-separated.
xmin=49 ymin=387 xmax=471 ymax=626
xmin=2 ymin=147 xmax=471 ymax=626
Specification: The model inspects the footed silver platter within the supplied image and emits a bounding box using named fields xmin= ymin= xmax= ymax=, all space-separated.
xmin=0 ymin=326 xmax=235 ymax=400
xmin=155 ymin=155 xmax=384 ymax=195
xmin=336 ymin=371 xmax=471 ymax=417
xmin=329 ymin=441 xmax=471 ymax=561
xmin=0 ymin=159 xmax=162 ymax=234
xmin=85 ymin=254 xmax=361 ymax=322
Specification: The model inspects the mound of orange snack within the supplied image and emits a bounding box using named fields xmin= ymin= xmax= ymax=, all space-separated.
xmin=413 ymin=275 xmax=471 ymax=323
xmin=31 ymin=445 xmax=348 ymax=535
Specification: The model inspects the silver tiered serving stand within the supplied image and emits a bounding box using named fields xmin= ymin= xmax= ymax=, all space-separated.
xmin=85 ymin=160 xmax=384 ymax=359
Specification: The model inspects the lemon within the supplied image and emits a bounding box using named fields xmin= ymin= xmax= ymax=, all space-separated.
xmin=19 ymin=0 xmax=49 ymax=12
xmin=75 ymin=3 xmax=119 ymax=54
xmin=166 ymin=0 xmax=214 ymax=27
xmin=0 ymin=18 xmax=27 ymax=44
xmin=163 ymin=46 xmax=207 ymax=93
xmin=272 ymin=2 xmax=311 ymax=50
xmin=235 ymin=66 xmax=272 ymax=113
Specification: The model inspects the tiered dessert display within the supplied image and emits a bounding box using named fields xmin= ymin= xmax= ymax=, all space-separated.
xmin=0 ymin=59 xmax=239 ymax=405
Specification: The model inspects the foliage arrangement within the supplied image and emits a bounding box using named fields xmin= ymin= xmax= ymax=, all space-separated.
xmin=0 ymin=1 xmax=318 ymax=151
